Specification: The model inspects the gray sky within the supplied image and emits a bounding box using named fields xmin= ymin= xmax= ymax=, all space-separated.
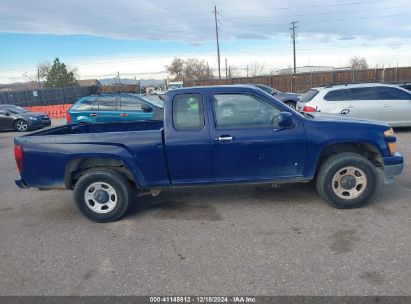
xmin=0 ymin=0 xmax=410 ymax=82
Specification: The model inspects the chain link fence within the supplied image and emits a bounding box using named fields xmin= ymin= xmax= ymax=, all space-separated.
xmin=0 ymin=86 xmax=98 ymax=107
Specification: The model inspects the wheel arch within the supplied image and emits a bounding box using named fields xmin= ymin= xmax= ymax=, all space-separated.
xmin=315 ymin=141 xmax=383 ymax=176
xmin=64 ymin=156 xmax=139 ymax=189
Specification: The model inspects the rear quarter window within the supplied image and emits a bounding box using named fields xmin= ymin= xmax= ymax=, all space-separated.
xmin=324 ymin=89 xmax=349 ymax=101
xmin=172 ymin=94 xmax=204 ymax=131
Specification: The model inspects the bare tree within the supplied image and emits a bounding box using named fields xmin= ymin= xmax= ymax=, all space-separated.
xmin=349 ymin=56 xmax=368 ymax=70
xmin=165 ymin=58 xmax=185 ymax=80
xmin=166 ymin=58 xmax=214 ymax=81
xmin=183 ymin=58 xmax=213 ymax=80
xmin=248 ymin=62 xmax=267 ymax=77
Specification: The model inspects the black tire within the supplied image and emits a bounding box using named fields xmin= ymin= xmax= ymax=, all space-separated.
xmin=284 ymin=101 xmax=296 ymax=110
xmin=14 ymin=119 xmax=29 ymax=132
xmin=316 ymin=152 xmax=379 ymax=209
xmin=73 ymin=169 xmax=133 ymax=222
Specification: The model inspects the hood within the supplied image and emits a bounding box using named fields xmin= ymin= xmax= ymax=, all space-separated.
xmin=308 ymin=112 xmax=389 ymax=127
xmin=18 ymin=111 xmax=48 ymax=118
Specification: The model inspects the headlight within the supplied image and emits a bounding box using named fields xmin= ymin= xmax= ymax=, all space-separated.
xmin=384 ymin=128 xmax=395 ymax=137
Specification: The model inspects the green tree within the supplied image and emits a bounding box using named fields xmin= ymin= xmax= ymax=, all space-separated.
xmin=44 ymin=58 xmax=78 ymax=88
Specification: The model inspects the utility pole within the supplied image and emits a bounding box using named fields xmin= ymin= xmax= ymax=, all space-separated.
xmin=246 ymin=65 xmax=249 ymax=77
xmin=213 ymin=5 xmax=221 ymax=79
xmin=290 ymin=20 xmax=298 ymax=91
xmin=37 ymin=68 xmax=40 ymax=89
xmin=225 ymin=58 xmax=228 ymax=80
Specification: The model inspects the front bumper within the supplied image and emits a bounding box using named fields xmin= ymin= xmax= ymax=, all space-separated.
xmin=28 ymin=119 xmax=51 ymax=129
xmin=383 ymin=152 xmax=404 ymax=184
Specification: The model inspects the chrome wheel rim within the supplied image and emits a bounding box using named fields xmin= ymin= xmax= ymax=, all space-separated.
xmin=287 ymin=103 xmax=296 ymax=110
xmin=16 ymin=121 xmax=28 ymax=131
xmin=221 ymin=107 xmax=234 ymax=117
xmin=84 ymin=182 xmax=117 ymax=214
xmin=332 ymin=166 xmax=367 ymax=200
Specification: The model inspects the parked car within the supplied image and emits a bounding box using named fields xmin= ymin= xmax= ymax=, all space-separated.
xmin=395 ymin=82 xmax=411 ymax=92
xmin=67 ymin=93 xmax=164 ymax=124
xmin=296 ymin=83 xmax=411 ymax=127
xmin=245 ymin=83 xmax=302 ymax=109
xmin=14 ymin=85 xmax=403 ymax=222
xmin=0 ymin=104 xmax=51 ymax=132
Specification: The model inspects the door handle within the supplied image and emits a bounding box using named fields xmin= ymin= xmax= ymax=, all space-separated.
xmin=383 ymin=104 xmax=389 ymax=107
xmin=90 ymin=113 xmax=97 ymax=117
xmin=120 ymin=113 xmax=128 ymax=117
xmin=215 ymin=135 xmax=233 ymax=142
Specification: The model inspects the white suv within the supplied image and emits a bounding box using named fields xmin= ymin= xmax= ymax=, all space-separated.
xmin=296 ymin=83 xmax=411 ymax=127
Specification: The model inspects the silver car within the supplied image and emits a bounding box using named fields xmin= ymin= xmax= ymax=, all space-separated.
xmin=296 ymin=83 xmax=411 ymax=127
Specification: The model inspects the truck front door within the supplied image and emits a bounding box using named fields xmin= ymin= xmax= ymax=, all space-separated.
xmin=210 ymin=93 xmax=306 ymax=182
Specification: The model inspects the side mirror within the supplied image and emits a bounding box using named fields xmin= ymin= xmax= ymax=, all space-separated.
xmin=142 ymin=104 xmax=153 ymax=113
xmin=278 ymin=112 xmax=294 ymax=128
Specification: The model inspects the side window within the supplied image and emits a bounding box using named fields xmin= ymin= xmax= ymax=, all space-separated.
xmin=376 ymin=87 xmax=411 ymax=100
xmin=213 ymin=94 xmax=280 ymax=129
xmin=120 ymin=97 xmax=144 ymax=111
xmin=74 ymin=97 xmax=95 ymax=111
xmin=97 ymin=96 xmax=118 ymax=111
xmin=173 ymin=94 xmax=204 ymax=131
xmin=349 ymin=87 xmax=376 ymax=100
xmin=324 ymin=89 xmax=349 ymax=101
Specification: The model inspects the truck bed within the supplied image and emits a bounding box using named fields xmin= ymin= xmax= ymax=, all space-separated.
xmin=15 ymin=120 xmax=170 ymax=189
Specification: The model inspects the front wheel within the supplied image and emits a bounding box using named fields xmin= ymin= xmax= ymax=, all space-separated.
xmin=316 ymin=153 xmax=378 ymax=209
xmin=73 ymin=169 xmax=133 ymax=222
xmin=14 ymin=119 xmax=28 ymax=132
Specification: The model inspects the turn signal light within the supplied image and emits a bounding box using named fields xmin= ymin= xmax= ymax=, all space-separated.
xmin=66 ymin=112 xmax=71 ymax=124
xmin=388 ymin=142 xmax=396 ymax=155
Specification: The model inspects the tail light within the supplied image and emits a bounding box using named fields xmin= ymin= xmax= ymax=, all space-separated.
xmin=303 ymin=106 xmax=317 ymax=112
xmin=14 ymin=144 xmax=23 ymax=174
xmin=66 ymin=112 xmax=71 ymax=124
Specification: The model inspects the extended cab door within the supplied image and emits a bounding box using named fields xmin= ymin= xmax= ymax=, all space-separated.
xmin=164 ymin=93 xmax=213 ymax=184
xmin=209 ymin=93 xmax=306 ymax=182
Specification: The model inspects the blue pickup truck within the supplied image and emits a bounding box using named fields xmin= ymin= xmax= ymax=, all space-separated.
xmin=14 ymin=85 xmax=404 ymax=222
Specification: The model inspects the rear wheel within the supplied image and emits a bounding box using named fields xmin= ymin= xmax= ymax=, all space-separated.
xmin=14 ymin=119 xmax=28 ymax=132
xmin=316 ymin=153 xmax=378 ymax=208
xmin=73 ymin=169 xmax=133 ymax=222
xmin=284 ymin=101 xmax=296 ymax=110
